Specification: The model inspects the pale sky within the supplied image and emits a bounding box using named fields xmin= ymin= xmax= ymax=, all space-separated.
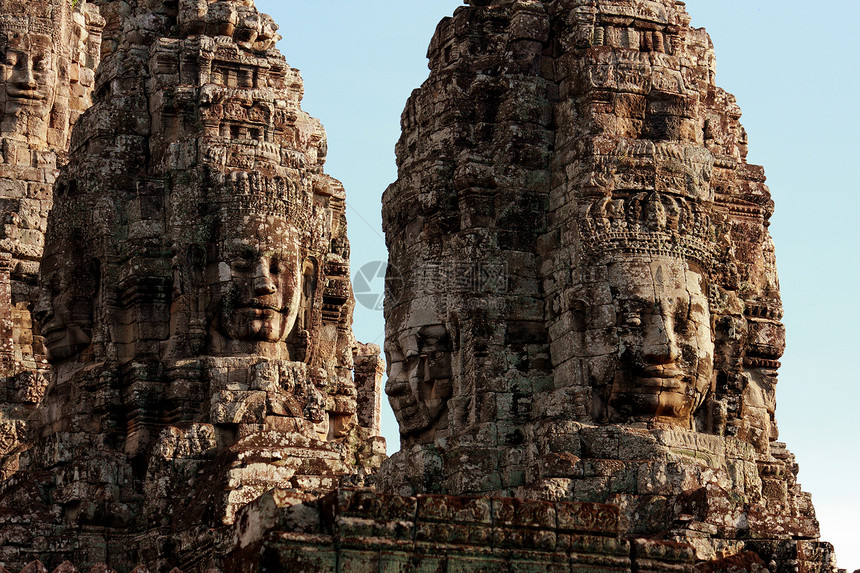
xmin=259 ymin=1 xmax=860 ymax=569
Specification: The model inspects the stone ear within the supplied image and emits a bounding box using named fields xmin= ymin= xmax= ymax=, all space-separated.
xmin=300 ymin=258 xmax=318 ymax=330
xmin=185 ymin=244 xmax=206 ymax=287
xmin=571 ymin=300 xmax=587 ymax=334
xmin=448 ymin=313 xmax=461 ymax=352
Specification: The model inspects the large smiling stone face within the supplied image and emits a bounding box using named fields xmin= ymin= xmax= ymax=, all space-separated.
xmin=0 ymin=31 xmax=57 ymax=138
xmin=210 ymin=215 xmax=301 ymax=350
xmin=34 ymin=245 xmax=98 ymax=364
xmin=603 ymin=257 xmax=714 ymax=427
xmin=385 ymin=324 xmax=454 ymax=443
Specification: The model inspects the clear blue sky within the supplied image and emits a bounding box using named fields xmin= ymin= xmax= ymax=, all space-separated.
xmin=259 ymin=1 xmax=859 ymax=568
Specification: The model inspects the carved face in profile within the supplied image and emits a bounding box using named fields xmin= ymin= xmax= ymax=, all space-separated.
xmin=603 ymin=257 xmax=714 ymax=427
xmin=212 ymin=215 xmax=301 ymax=346
xmin=385 ymin=324 xmax=454 ymax=441
xmin=0 ymin=32 xmax=57 ymax=133
xmin=34 ymin=247 xmax=98 ymax=363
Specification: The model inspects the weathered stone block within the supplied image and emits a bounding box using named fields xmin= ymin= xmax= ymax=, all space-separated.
xmin=418 ymin=494 xmax=492 ymax=525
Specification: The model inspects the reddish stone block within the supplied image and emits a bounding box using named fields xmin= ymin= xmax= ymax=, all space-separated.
xmin=555 ymin=502 xmax=621 ymax=534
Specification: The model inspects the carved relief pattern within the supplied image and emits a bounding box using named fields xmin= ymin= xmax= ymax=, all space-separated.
xmin=0 ymin=0 xmax=103 ymax=491
xmin=0 ymin=0 xmax=837 ymax=571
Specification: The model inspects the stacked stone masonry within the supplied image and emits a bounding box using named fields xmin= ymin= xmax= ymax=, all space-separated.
xmin=229 ymin=488 xmax=838 ymax=573
xmin=0 ymin=0 xmax=103 ymax=480
xmin=0 ymin=0 xmax=842 ymax=572
xmin=378 ymin=0 xmax=838 ymax=571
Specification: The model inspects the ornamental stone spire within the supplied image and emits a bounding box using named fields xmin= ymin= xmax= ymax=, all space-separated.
xmin=0 ymin=0 xmax=103 ymax=480
xmin=0 ymin=1 xmax=839 ymax=571
xmin=375 ymin=0 xmax=837 ymax=568
xmin=0 ymin=0 xmax=384 ymax=568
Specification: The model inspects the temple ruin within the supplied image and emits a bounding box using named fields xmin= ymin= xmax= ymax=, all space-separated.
xmin=0 ymin=0 xmax=103 ymax=480
xmin=0 ymin=0 xmax=384 ymax=569
xmin=0 ymin=0 xmax=842 ymax=571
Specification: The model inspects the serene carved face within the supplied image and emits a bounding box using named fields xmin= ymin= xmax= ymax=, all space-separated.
xmin=1 ymin=32 xmax=57 ymax=131
xmin=386 ymin=324 xmax=453 ymax=440
xmin=34 ymin=249 xmax=98 ymax=363
xmin=214 ymin=216 xmax=301 ymax=344
xmin=604 ymin=257 xmax=714 ymax=426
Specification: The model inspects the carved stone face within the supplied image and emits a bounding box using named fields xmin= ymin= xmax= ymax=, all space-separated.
xmin=0 ymin=32 xmax=57 ymax=135
xmin=604 ymin=257 xmax=714 ymax=426
xmin=213 ymin=216 xmax=301 ymax=346
xmin=385 ymin=324 xmax=453 ymax=440
xmin=34 ymin=248 xmax=98 ymax=363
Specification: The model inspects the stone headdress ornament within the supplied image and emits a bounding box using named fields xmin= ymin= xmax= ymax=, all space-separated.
xmin=206 ymin=169 xmax=313 ymax=228
xmin=580 ymin=192 xmax=716 ymax=268
xmin=0 ymin=0 xmax=70 ymax=40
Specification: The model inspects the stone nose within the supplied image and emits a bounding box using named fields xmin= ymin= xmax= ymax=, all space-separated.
xmin=253 ymin=259 xmax=277 ymax=296
xmin=384 ymin=362 xmax=411 ymax=397
xmin=641 ymin=311 xmax=680 ymax=364
xmin=15 ymin=58 xmax=37 ymax=88
xmin=408 ymin=355 xmax=425 ymax=385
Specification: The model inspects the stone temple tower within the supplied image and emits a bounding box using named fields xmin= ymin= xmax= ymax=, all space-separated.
xmin=375 ymin=0 xmax=837 ymax=569
xmin=0 ymin=0 xmax=384 ymax=568
xmin=0 ymin=0 xmax=103 ymax=479
xmin=0 ymin=0 xmax=840 ymax=571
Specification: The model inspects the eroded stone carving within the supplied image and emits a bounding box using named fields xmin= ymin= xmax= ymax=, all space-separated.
xmin=208 ymin=214 xmax=302 ymax=352
xmin=0 ymin=0 xmax=838 ymax=570
xmin=0 ymin=0 xmax=384 ymax=569
xmin=386 ymin=323 xmax=456 ymax=442
xmin=594 ymin=255 xmax=714 ymax=426
xmin=0 ymin=31 xmax=56 ymax=140
xmin=577 ymin=192 xmax=716 ymax=428
xmin=378 ymin=0 xmax=836 ymax=569
xmin=33 ymin=233 xmax=99 ymax=363
xmin=0 ymin=0 xmax=103 ymax=481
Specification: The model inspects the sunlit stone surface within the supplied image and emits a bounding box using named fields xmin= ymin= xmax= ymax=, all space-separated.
xmin=0 ymin=0 xmax=384 ymax=569
xmin=0 ymin=0 xmax=838 ymax=571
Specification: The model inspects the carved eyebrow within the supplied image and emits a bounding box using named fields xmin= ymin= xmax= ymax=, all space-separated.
xmin=226 ymin=243 xmax=258 ymax=258
xmin=264 ymin=248 xmax=292 ymax=258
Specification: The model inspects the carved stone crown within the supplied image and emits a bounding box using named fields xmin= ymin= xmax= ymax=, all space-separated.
xmin=210 ymin=170 xmax=313 ymax=226
xmin=580 ymin=192 xmax=716 ymax=267
xmin=0 ymin=16 xmax=54 ymax=38
xmin=0 ymin=0 xmax=67 ymax=39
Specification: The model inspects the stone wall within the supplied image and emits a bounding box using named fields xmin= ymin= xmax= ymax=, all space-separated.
xmin=0 ymin=0 xmax=841 ymax=571
xmin=381 ymin=0 xmax=556 ymax=496
xmin=0 ymin=0 xmax=103 ymax=481
xmin=227 ymin=488 xmax=838 ymax=573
